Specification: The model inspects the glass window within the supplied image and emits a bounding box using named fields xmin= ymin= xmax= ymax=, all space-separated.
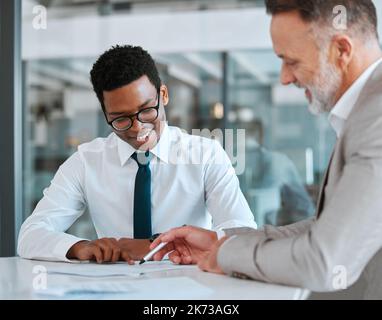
xmin=22 ymin=0 xmax=337 ymax=239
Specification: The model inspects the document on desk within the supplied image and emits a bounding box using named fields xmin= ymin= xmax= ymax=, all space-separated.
xmin=124 ymin=277 xmax=214 ymax=299
xmin=35 ymin=277 xmax=213 ymax=299
xmin=46 ymin=260 xmax=197 ymax=278
xmin=35 ymin=280 xmax=135 ymax=297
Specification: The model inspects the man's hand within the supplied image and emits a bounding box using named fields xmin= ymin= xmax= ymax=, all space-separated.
xmin=197 ymin=236 xmax=229 ymax=275
xmin=66 ymin=238 xmax=134 ymax=264
xmin=117 ymin=238 xmax=151 ymax=260
xmin=150 ymin=226 xmax=218 ymax=265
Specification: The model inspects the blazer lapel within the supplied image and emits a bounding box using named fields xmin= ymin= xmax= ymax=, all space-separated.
xmin=315 ymin=62 xmax=382 ymax=218
xmin=315 ymin=150 xmax=335 ymax=218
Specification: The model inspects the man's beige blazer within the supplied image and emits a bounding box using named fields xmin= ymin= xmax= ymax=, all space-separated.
xmin=218 ymin=63 xmax=382 ymax=299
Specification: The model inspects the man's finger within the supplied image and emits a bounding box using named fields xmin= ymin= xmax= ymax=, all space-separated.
xmin=152 ymin=242 xmax=175 ymax=261
xmin=150 ymin=233 xmax=168 ymax=249
xmin=160 ymin=226 xmax=192 ymax=243
xmin=91 ymin=246 xmax=103 ymax=264
xmin=181 ymin=254 xmax=193 ymax=265
xmin=171 ymin=239 xmax=193 ymax=265
xmin=108 ymin=238 xmax=119 ymax=245
xmin=168 ymin=250 xmax=182 ymax=265
xmin=111 ymin=246 xmax=121 ymax=262
xmin=103 ymin=238 xmax=121 ymax=262
xmin=96 ymin=240 xmax=113 ymax=262
xmin=173 ymin=238 xmax=191 ymax=259
xmin=150 ymin=227 xmax=191 ymax=249
xmin=120 ymin=250 xmax=135 ymax=265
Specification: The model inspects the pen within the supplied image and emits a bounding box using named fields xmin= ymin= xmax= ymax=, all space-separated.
xmin=139 ymin=242 xmax=168 ymax=265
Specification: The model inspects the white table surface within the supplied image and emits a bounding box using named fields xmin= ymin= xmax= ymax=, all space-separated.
xmin=0 ymin=257 xmax=309 ymax=300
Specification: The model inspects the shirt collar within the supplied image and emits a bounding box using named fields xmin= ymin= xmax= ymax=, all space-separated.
xmin=329 ymin=57 xmax=382 ymax=138
xmin=117 ymin=122 xmax=170 ymax=166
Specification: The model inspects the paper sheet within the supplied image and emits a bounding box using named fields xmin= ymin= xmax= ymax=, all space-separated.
xmin=35 ymin=280 xmax=134 ymax=297
xmin=127 ymin=277 xmax=214 ymax=299
xmin=34 ymin=277 xmax=213 ymax=299
xmin=46 ymin=260 xmax=197 ymax=277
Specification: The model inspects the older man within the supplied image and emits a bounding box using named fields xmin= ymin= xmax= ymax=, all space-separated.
xmin=151 ymin=0 xmax=382 ymax=298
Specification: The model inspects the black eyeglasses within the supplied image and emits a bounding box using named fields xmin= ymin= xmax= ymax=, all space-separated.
xmin=107 ymin=88 xmax=160 ymax=132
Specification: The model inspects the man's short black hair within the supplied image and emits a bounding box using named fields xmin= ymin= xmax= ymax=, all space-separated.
xmin=265 ymin=0 xmax=378 ymax=39
xmin=90 ymin=45 xmax=161 ymax=112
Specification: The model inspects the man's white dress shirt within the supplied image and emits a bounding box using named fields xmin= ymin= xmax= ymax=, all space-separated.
xmin=18 ymin=124 xmax=256 ymax=261
xmin=329 ymin=57 xmax=382 ymax=137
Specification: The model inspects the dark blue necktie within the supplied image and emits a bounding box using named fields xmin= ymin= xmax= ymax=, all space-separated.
xmin=131 ymin=151 xmax=152 ymax=239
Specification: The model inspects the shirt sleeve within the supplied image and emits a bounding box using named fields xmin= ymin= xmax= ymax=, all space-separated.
xmin=204 ymin=140 xmax=257 ymax=230
xmin=220 ymin=217 xmax=314 ymax=239
xmin=17 ymin=152 xmax=89 ymax=262
xmin=215 ymin=229 xmax=226 ymax=240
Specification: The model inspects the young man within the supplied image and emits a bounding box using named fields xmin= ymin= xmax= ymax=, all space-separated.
xmin=151 ymin=0 xmax=382 ymax=299
xmin=17 ymin=45 xmax=256 ymax=263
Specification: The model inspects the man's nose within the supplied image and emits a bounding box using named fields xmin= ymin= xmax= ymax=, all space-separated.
xmin=129 ymin=118 xmax=143 ymax=133
xmin=280 ymin=63 xmax=297 ymax=86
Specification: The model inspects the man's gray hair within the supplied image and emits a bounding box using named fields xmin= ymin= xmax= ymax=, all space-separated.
xmin=265 ymin=0 xmax=379 ymax=41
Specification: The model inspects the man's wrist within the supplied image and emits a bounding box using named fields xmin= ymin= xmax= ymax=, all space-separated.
xmin=66 ymin=240 xmax=89 ymax=258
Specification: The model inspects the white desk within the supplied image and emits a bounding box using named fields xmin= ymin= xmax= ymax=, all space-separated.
xmin=0 ymin=257 xmax=309 ymax=300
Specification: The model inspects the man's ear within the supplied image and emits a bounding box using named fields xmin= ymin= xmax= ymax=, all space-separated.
xmin=160 ymin=85 xmax=169 ymax=106
xmin=330 ymin=35 xmax=354 ymax=72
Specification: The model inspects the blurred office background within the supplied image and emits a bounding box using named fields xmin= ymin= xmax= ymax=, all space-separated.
xmin=18 ymin=0 xmax=382 ymax=239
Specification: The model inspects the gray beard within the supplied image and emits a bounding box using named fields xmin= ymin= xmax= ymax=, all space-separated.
xmin=307 ymin=56 xmax=342 ymax=115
